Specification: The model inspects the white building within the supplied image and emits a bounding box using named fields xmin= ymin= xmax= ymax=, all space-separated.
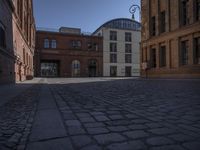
xmin=93 ymin=18 xmax=141 ymax=77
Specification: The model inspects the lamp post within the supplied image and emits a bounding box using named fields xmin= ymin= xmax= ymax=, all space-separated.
xmin=129 ymin=4 xmax=141 ymax=22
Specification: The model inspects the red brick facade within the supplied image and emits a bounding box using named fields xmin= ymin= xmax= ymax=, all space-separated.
xmin=35 ymin=30 xmax=103 ymax=77
xmin=12 ymin=0 xmax=36 ymax=82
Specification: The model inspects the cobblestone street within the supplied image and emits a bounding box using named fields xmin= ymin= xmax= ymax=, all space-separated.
xmin=0 ymin=78 xmax=200 ymax=150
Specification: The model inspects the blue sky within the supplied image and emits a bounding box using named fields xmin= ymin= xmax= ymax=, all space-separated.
xmin=33 ymin=0 xmax=140 ymax=33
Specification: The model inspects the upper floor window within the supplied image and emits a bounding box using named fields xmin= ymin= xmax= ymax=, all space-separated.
xmin=93 ymin=43 xmax=99 ymax=51
xmin=110 ymin=31 xmax=117 ymax=41
xmin=110 ymin=43 xmax=117 ymax=52
xmin=160 ymin=11 xmax=166 ymax=33
xmin=125 ymin=44 xmax=132 ymax=53
xmin=0 ymin=23 xmax=6 ymax=48
xmin=110 ymin=53 xmax=117 ymax=63
xmin=150 ymin=16 xmax=156 ymax=36
xmin=125 ymin=32 xmax=132 ymax=42
xmin=125 ymin=54 xmax=132 ymax=63
xmin=44 ymin=39 xmax=49 ymax=48
xmin=180 ymin=40 xmax=189 ymax=65
xmin=51 ymin=40 xmax=57 ymax=48
xmin=195 ymin=0 xmax=200 ymax=21
xmin=180 ymin=0 xmax=189 ymax=26
xmin=71 ymin=40 xmax=81 ymax=49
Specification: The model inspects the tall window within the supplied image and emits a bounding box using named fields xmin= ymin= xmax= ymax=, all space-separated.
xmin=160 ymin=11 xmax=166 ymax=33
xmin=194 ymin=37 xmax=200 ymax=64
xmin=159 ymin=46 xmax=166 ymax=67
xmin=44 ymin=39 xmax=49 ymax=48
xmin=71 ymin=40 xmax=81 ymax=48
xmin=195 ymin=0 xmax=200 ymax=21
xmin=150 ymin=48 xmax=156 ymax=68
xmin=0 ymin=23 xmax=6 ymax=48
xmin=180 ymin=0 xmax=189 ymax=26
xmin=125 ymin=44 xmax=132 ymax=53
xmin=180 ymin=41 xmax=189 ymax=65
xmin=51 ymin=40 xmax=57 ymax=48
xmin=125 ymin=54 xmax=132 ymax=63
xmin=110 ymin=54 xmax=117 ymax=63
xmin=110 ymin=43 xmax=117 ymax=52
xmin=150 ymin=16 xmax=156 ymax=36
xmin=110 ymin=31 xmax=117 ymax=41
xmin=125 ymin=32 xmax=132 ymax=42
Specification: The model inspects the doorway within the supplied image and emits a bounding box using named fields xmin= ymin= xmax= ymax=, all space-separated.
xmin=88 ymin=59 xmax=97 ymax=77
xmin=125 ymin=66 xmax=132 ymax=77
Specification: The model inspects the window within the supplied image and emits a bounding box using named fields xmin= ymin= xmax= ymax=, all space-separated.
xmin=0 ymin=23 xmax=6 ymax=48
xmin=160 ymin=11 xmax=166 ymax=33
xmin=93 ymin=43 xmax=99 ymax=51
xmin=110 ymin=54 xmax=117 ymax=63
xmin=125 ymin=32 xmax=132 ymax=42
xmin=159 ymin=46 xmax=166 ymax=67
xmin=71 ymin=40 xmax=81 ymax=48
xmin=110 ymin=31 xmax=117 ymax=41
xmin=125 ymin=44 xmax=132 ymax=53
xmin=44 ymin=39 xmax=49 ymax=48
xmin=87 ymin=43 xmax=92 ymax=50
xmin=150 ymin=48 xmax=157 ymax=68
xmin=194 ymin=37 xmax=200 ymax=64
xmin=180 ymin=0 xmax=189 ymax=26
xmin=125 ymin=54 xmax=132 ymax=63
xmin=110 ymin=66 xmax=117 ymax=77
xmin=150 ymin=16 xmax=156 ymax=36
xmin=51 ymin=40 xmax=57 ymax=48
xmin=110 ymin=43 xmax=117 ymax=52
xmin=180 ymin=41 xmax=189 ymax=65
xmin=195 ymin=0 xmax=200 ymax=21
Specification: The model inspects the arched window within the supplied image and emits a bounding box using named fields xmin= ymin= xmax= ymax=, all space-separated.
xmin=0 ymin=23 xmax=6 ymax=48
xmin=44 ymin=39 xmax=49 ymax=48
xmin=72 ymin=60 xmax=80 ymax=77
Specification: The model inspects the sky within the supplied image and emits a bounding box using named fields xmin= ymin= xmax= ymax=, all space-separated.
xmin=33 ymin=0 xmax=141 ymax=33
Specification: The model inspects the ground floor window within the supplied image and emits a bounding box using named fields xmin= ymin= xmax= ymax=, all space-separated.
xmin=150 ymin=48 xmax=156 ymax=68
xmin=180 ymin=40 xmax=189 ymax=65
xmin=194 ymin=37 xmax=200 ymax=64
xmin=72 ymin=60 xmax=80 ymax=77
xmin=110 ymin=66 xmax=117 ymax=77
xmin=159 ymin=46 xmax=166 ymax=67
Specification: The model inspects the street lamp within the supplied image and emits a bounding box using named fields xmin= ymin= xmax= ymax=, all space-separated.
xmin=129 ymin=4 xmax=141 ymax=22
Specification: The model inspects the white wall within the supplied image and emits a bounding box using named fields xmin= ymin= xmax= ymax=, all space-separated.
xmin=96 ymin=28 xmax=141 ymax=77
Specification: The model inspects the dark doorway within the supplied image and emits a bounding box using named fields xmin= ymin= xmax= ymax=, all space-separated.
xmin=40 ymin=60 xmax=60 ymax=77
xmin=125 ymin=66 xmax=132 ymax=77
xmin=110 ymin=66 xmax=117 ymax=77
xmin=88 ymin=60 xmax=97 ymax=77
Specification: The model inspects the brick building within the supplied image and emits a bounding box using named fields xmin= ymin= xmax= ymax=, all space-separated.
xmin=141 ymin=0 xmax=200 ymax=78
xmin=34 ymin=27 xmax=103 ymax=77
xmin=0 ymin=0 xmax=15 ymax=83
xmin=12 ymin=0 xmax=36 ymax=82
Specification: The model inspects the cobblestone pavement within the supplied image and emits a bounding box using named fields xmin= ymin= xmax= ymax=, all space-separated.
xmin=1 ymin=78 xmax=200 ymax=150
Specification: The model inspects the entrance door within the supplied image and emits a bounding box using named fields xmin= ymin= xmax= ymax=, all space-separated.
xmin=88 ymin=60 xmax=97 ymax=77
xmin=40 ymin=61 xmax=59 ymax=77
xmin=125 ymin=66 xmax=132 ymax=77
xmin=110 ymin=66 xmax=117 ymax=77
